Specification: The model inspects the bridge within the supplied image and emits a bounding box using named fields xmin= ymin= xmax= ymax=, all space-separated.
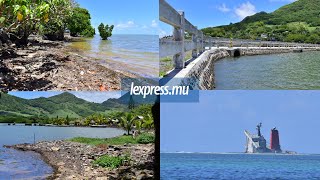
xmin=159 ymin=0 xmax=320 ymax=89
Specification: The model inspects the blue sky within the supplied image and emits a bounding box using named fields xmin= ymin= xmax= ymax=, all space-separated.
xmin=161 ymin=91 xmax=320 ymax=154
xmin=76 ymin=0 xmax=159 ymax=35
xmin=8 ymin=91 xmax=121 ymax=103
xmin=160 ymin=0 xmax=296 ymax=37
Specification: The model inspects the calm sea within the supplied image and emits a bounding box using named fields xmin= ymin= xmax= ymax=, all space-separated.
xmin=161 ymin=153 xmax=320 ymax=179
xmin=215 ymin=51 xmax=320 ymax=89
xmin=0 ymin=124 xmax=124 ymax=179
xmin=69 ymin=34 xmax=159 ymax=78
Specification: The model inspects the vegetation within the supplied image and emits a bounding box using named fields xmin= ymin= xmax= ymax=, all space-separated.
xmin=202 ymin=0 xmax=320 ymax=44
xmin=120 ymin=113 xmax=137 ymax=135
xmin=0 ymin=0 xmax=51 ymax=45
xmin=0 ymin=0 xmax=95 ymax=45
xmin=93 ymin=154 xmax=130 ymax=169
xmin=136 ymin=133 xmax=155 ymax=144
xmin=42 ymin=0 xmax=73 ymax=41
xmin=98 ymin=23 xmax=114 ymax=40
xmin=160 ymin=50 xmax=193 ymax=77
xmin=0 ymin=92 xmax=155 ymax=129
xmin=67 ymin=7 xmax=95 ymax=37
xmin=70 ymin=133 xmax=155 ymax=145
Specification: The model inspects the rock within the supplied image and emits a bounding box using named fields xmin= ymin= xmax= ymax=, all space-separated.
xmin=6 ymin=141 xmax=155 ymax=179
xmin=12 ymin=66 xmax=26 ymax=73
xmin=57 ymin=162 xmax=65 ymax=166
xmin=51 ymin=147 xmax=60 ymax=151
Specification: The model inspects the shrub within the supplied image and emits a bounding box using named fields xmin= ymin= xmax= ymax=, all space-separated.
xmin=137 ymin=133 xmax=155 ymax=144
xmin=93 ymin=155 xmax=130 ymax=169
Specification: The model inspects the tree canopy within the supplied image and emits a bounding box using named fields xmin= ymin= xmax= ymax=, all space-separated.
xmin=0 ymin=0 xmax=95 ymax=45
xmin=67 ymin=7 xmax=95 ymax=37
xmin=98 ymin=23 xmax=114 ymax=40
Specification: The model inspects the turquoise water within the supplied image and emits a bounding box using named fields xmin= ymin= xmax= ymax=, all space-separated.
xmin=69 ymin=34 xmax=159 ymax=78
xmin=214 ymin=51 xmax=320 ymax=89
xmin=161 ymin=153 xmax=320 ymax=179
xmin=0 ymin=124 xmax=124 ymax=179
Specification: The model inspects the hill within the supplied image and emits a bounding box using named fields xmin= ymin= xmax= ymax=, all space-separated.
xmin=202 ymin=0 xmax=320 ymax=43
xmin=0 ymin=92 xmax=156 ymax=123
xmin=0 ymin=92 xmax=125 ymax=123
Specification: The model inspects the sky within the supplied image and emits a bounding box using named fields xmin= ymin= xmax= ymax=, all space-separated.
xmin=160 ymin=0 xmax=296 ymax=37
xmin=161 ymin=91 xmax=320 ymax=154
xmin=76 ymin=0 xmax=159 ymax=35
xmin=8 ymin=91 xmax=121 ymax=103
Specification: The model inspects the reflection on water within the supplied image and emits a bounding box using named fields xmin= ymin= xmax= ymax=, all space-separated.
xmin=0 ymin=124 xmax=124 ymax=179
xmin=215 ymin=51 xmax=320 ymax=89
xmin=68 ymin=34 xmax=159 ymax=78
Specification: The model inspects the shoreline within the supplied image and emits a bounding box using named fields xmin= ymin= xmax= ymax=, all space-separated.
xmin=164 ymin=47 xmax=320 ymax=89
xmin=5 ymin=140 xmax=154 ymax=179
xmin=1 ymin=123 xmax=123 ymax=129
xmin=0 ymin=36 xmax=140 ymax=91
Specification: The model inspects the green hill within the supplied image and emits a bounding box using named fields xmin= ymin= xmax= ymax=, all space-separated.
xmin=0 ymin=92 xmax=127 ymax=123
xmin=202 ymin=0 xmax=320 ymax=43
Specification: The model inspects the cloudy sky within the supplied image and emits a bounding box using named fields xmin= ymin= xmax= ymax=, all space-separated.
xmin=160 ymin=0 xmax=296 ymax=37
xmin=76 ymin=0 xmax=159 ymax=35
xmin=161 ymin=91 xmax=320 ymax=154
xmin=9 ymin=91 xmax=121 ymax=103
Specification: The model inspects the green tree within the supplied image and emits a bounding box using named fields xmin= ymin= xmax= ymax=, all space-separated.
xmin=120 ymin=113 xmax=136 ymax=135
xmin=42 ymin=0 xmax=72 ymax=41
xmin=135 ymin=120 xmax=142 ymax=134
xmin=142 ymin=114 xmax=154 ymax=130
xmin=0 ymin=0 xmax=50 ymax=45
xmin=67 ymin=7 xmax=94 ymax=37
xmin=98 ymin=23 xmax=114 ymax=40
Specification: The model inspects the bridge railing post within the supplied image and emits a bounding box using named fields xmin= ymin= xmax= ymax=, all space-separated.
xmin=200 ymin=31 xmax=204 ymax=53
xmin=172 ymin=11 xmax=185 ymax=69
xmin=192 ymin=33 xmax=198 ymax=58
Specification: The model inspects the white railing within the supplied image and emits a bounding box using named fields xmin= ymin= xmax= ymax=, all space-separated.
xmin=160 ymin=0 xmax=320 ymax=69
xmin=160 ymin=0 xmax=211 ymax=69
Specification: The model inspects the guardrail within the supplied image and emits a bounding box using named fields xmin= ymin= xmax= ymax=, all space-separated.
xmin=160 ymin=0 xmax=209 ymax=69
xmin=160 ymin=0 xmax=320 ymax=70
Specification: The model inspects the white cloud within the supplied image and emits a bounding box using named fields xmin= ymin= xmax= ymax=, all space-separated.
xmin=159 ymin=29 xmax=169 ymax=38
xmin=115 ymin=21 xmax=136 ymax=29
xmin=218 ymin=3 xmax=231 ymax=13
xmin=151 ymin=20 xmax=158 ymax=28
xmin=235 ymin=2 xmax=257 ymax=20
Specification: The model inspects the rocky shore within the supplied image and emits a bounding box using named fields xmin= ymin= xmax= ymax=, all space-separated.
xmin=5 ymin=140 xmax=154 ymax=179
xmin=0 ymin=37 xmax=137 ymax=91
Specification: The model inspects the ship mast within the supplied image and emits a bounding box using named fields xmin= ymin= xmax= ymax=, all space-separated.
xmin=256 ymin=123 xmax=262 ymax=137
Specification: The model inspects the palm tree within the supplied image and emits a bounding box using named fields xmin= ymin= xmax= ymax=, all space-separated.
xmin=120 ymin=113 xmax=137 ymax=135
xmin=135 ymin=120 xmax=143 ymax=134
xmin=142 ymin=114 xmax=154 ymax=130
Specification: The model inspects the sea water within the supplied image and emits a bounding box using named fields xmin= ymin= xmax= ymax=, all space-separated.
xmin=161 ymin=153 xmax=320 ymax=179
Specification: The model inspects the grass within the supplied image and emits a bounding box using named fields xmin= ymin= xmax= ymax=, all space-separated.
xmin=69 ymin=133 xmax=155 ymax=146
xmin=92 ymin=154 xmax=130 ymax=169
xmin=160 ymin=50 xmax=193 ymax=77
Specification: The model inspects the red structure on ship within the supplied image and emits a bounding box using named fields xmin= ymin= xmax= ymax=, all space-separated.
xmin=270 ymin=127 xmax=282 ymax=153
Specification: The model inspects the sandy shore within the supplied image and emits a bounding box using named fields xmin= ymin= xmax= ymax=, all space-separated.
xmin=5 ymin=140 xmax=154 ymax=179
xmin=0 ymin=37 xmax=138 ymax=91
